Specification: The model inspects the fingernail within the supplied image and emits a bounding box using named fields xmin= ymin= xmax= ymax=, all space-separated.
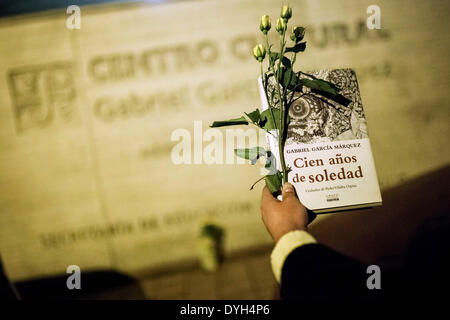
xmin=283 ymin=183 xmax=294 ymax=192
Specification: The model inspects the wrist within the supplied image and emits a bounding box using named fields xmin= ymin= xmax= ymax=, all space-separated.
xmin=273 ymin=226 xmax=307 ymax=244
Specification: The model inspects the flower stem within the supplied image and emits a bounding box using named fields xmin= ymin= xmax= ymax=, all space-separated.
xmin=275 ymin=28 xmax=288 ymax=185
xmin=260 ymin=62 xmax=278 ymax=132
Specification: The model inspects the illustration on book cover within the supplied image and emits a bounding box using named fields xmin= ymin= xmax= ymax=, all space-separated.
xmin=267 ymin=69 xmax=368 ymax=145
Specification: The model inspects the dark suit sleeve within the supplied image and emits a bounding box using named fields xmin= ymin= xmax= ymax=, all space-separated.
xmin=280 ymin=244 xmax=380 ymax=300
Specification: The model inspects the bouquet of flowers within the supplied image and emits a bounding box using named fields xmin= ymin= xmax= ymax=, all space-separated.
xmin=210 ymin=4 xmax=344 ymax=195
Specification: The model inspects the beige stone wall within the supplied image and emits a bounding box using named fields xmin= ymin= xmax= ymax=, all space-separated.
xmin=0 ymin=0 xmax=448 ymax=280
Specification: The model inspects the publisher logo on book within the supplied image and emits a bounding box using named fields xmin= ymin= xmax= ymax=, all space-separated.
xmin=326 ymin=193 xmax=339 ymax=202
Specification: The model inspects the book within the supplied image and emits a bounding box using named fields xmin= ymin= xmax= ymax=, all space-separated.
xmin=258 ymin=69 xmax=382 ymax=213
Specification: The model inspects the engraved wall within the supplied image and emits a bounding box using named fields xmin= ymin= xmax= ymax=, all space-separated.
xmin=0 ymin=0 xmax=448 ymax=280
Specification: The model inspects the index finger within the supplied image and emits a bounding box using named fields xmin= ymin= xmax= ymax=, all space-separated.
xmin=261 ymin=186 xmax=280 ymax=212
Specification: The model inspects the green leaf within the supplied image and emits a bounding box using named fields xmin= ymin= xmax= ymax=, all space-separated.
xmin=285 ymin=42 xmax=307 ymax=53
xmin=275 ymin=66 xmax=298 ymax=89
xmin=281 ymin=56 xmax=292 ymax=68
xmin=269 ymin=51 xmax=280 ymax=67
xmin=299 ymin=78 xmax=340 ymax=96
xmin=244 ymin=109 xmax=261 ymax=123
xmin=210 ymin=116 xmax=248 ymax=128
xmin=259 ymin=108 xmax=281 ymax=131
xmin=234 ymin=146 xmax=266 ymax=164
xmin=292 ymin=26 xmax=306 ymax=42
xmin=298 ymin=78 xmax=352 ymax=105
xmin=249 ymin=151 xmax=278 ymax=190
xmin=282 ymin=67 xmax=296 ymax=88
xmin=265 ymin=171 xmax=282 ymax=193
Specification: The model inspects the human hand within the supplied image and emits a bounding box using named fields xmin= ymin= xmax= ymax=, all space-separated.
xmin=261 ymin=183 xmax=311 ymax=243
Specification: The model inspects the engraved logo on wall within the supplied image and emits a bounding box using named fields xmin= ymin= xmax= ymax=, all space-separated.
xmin=7 ymin=62 xmax=78 ymax=133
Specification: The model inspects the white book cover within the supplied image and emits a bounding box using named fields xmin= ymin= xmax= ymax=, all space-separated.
xmin=258 ymin=69 xmax=382 ymax=213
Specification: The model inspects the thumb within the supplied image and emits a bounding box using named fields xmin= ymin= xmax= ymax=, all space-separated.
xmin=281 ymin=182 xmax=297 ymax=201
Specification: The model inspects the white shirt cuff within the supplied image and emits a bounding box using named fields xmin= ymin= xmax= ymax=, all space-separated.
xmin=270 ymin=230 xmax=317 ymax=283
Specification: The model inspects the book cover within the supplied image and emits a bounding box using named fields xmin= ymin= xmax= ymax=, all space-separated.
xmin=258 ymin=69 xmax=382 ymax=213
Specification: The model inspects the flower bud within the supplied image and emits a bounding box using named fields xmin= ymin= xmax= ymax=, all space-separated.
xmin=280 ymin=5 xmax=292 ymax=21
xmin=252 ymin=44 xmax=266 ymax=62
xmin=259 ymin=15 xmax=271 ymax=34
xmin=275 ymin=18 xmax=287 ymax=34
xmin=290 ymin=26 xmax=305 ymax=42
